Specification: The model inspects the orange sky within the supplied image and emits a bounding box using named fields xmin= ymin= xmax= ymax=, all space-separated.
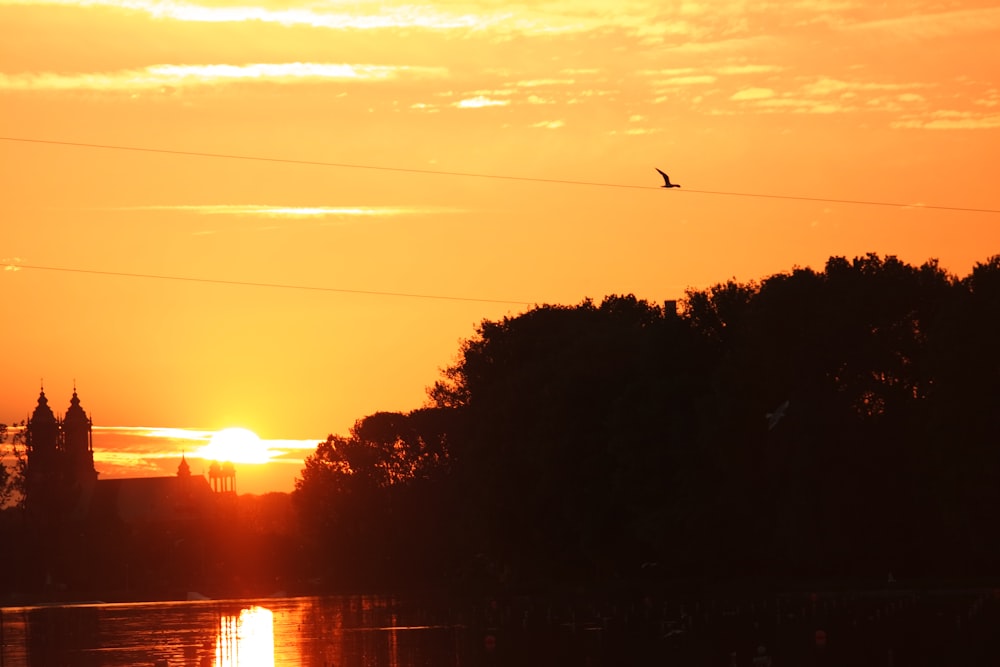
xmin=2 ymin=0 xmax=999 ymax=494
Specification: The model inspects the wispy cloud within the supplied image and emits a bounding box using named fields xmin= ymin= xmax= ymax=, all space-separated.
xmin=715 ymin=64 xmax=784 ymax=75
xmin=643 ymin=63 xmax=781 ymax=97
xmin=848 ymin=7 xmax=1000 ymax=39
xmin=731 ymin=87 xmax=775 ymax=100
xmin=0 ymin=0 xmax=699 ymax=40
xmin=800 ymin=77 xmax=926 ymax=96
xmin=0 ymin=63 xmax=447 ymax=92
xmin=2 ymin=257 xmax=23 ymax=272
xmin=85 ymin=425 xmax=320 ymax=491
xmin=720 ymin=74 xmax=943 ymax=118
xmin=666 ymin=34 xmax=772 ymax=54
xmin=95 ymin=425 xmax=211 ymax=455
xmin=640 ymin=68 xmax=697 ymax=77
xmin=114 ymin=205 xmax=461 ymax=218
xmin=454 ymin=96 xmax=509 ymax=108
xmin=513 ymin=78 xmax=577 ymax=88
xmin=95 ymin=450 xmax=165 ymax=474
xmin=655 ymin=75 xmax=718 ymax=86
xmin=745 ymin=97 xmax=855 ymax=114
xmin=93 ymin=425 xmax=319 ymax=463
xmin=0 ymin=0 xmax=503 ymax=31
xmin=892 ymin=110 xmax=1000 ymax=130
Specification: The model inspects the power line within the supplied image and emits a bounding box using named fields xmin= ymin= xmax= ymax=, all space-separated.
xmin=661 ymin=188 xmax=999 ymax=214
xmin=6 ymin=263 xmax=535 ymax=307
xmin=1 ymin=136 xmax=643 ymax=190
xmin=3 ymin=136 xmax=998 ymax=214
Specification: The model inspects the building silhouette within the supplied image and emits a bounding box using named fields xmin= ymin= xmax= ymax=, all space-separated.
xmin=24 ymin=387 xmax=230 ymax=523
xmin=22 ymin=387 xmax=233 ymax=597
xmin=23 ymin=387 xmax=98 ymax=525
xmin=209 ymin=460 xmax=237 ymax=493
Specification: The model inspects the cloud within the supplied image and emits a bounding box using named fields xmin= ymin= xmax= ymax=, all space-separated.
xmin=640 ymin=68 xmax=698 ymax=77
xmin=0 ymin=0 xmax=502 ymax=31
xmin=91 ymin=425 xmax=320 ymax=472
xmin=96 ymin=425 xmax=211 ymax=442
xmin=94 ymin=450 xmax=165 ymax=474
xmin=117 ymin=205 xmax=460 ymax=218
xmin=973 ymin=91 xmax=1000 ymax=108
xmin=752 ymin=97 xmax=853 ymax=114
xmin=0 ymin=0 xmax=702 ymax=41
xmin=731 ymin=87 xmax=774 ymax=100
xmin=715 ymin=64 xmax=784 ymax=75
xmin=801 ymin=77 xmax=924 ymax=96
xmin=523 ymin=94 xmax=554 ymax=105
xmin=454 ymin=96 xmax=509 ymax=108
xmin=0 ymin=63 xmax=447 ymax=92
xmin=666 ymin=34 xmax=772 ymax=54
xmin=655 ymin=75 xmax=718 ymax=86
xmin=892 ymin=111 xmax=1000 ymax=130
xmin=531 ymin=120 xmax=565 ymax=129
xmin=513 ymin=78 xmax=577 ymax=88
xmin=2 ymin=257 xmax=23 ymax=272
xmin=848 ymin=7 xmax=1000 ymax=39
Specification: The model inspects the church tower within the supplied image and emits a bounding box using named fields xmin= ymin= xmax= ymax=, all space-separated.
xmin=24 ymin=387 xmax=98 ymax=521
xmin=25 ymin=388 xmax=59 ymax=460
xmin=62 ymin=388 xmax=98 ymax=484
xmin=177 ymin=452 xmax=191 ymax=478
xmin=24 ymin=388 xmax=62 ymax=516
xmin=24 ymin=387 xmax=66 ymax=524
xmin=208 ymin=461 xmax=236 ymax=494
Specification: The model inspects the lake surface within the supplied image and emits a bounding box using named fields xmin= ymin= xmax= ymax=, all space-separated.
xmin=2 ymin=589 xmax=999 ymax=666
xmin=2 ymin=595 xmax=479 ymax=667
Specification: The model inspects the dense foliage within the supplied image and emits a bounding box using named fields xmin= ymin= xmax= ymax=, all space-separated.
xmin=0 ymin=423 xmax=25 ymax=509
xmin=291 ymin=253 xmax=1000 ymax=591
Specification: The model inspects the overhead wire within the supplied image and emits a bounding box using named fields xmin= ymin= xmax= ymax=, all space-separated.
xmin=2 ymin=135 xmax=997 ymax=305
xmin=3 ymin=136 xmax=999 ymax=214
xmin=4 ymin=263 xmax=536 ymax=307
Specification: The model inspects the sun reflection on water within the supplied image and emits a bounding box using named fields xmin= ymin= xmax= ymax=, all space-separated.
xmin=215 ymin=605 xmax=275 ymax=667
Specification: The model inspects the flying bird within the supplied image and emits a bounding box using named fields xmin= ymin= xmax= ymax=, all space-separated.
xmin=655 ymin=168 xmax=681 ymax=188
xmin=766 ymin=399 xmax=789 ymax=430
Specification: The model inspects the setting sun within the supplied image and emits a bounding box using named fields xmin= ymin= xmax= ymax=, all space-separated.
xmin=2 ymin=0 xmax=998 ymax=496
xmin=198 ymin=427 xmax=270 ymax=464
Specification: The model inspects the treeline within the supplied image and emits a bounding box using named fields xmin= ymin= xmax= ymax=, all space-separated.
xmin=294 ymin=253 xmax=1000 ymax=593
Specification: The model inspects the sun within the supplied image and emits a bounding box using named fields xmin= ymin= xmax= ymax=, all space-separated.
xmin=197 ymin=427 xmax=270 ymax=464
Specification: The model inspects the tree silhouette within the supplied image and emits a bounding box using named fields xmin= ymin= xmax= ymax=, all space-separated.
xmin=0 ymin=423 xmax=27 ymax=509
xmin=295 ymin=253 xmax=1000 ymax=591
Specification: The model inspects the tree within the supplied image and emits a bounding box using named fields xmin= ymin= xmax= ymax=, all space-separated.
xmin=296 ymin=252 xmax=1000 ymax=589
xmin=293 ymin=408 xmax=458 ymax=588
xmin=430 ymin=296 xmax=712 ymax=583
xmin=0 ymin=422 xmax=26 ymax=509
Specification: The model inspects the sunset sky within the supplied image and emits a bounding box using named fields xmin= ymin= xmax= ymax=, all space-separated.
xmin=2 ymin=0 xmax=999 ymax=495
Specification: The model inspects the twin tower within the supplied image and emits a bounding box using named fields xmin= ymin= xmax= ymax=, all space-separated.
xmin=24 ymin=388 xmax=98 ymax=516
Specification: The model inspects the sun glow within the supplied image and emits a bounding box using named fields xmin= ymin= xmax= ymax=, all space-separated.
xmin=0 ymin=63 xmax=446 ymax=92
xmin=198 ymin=427 xmax=270 ymax=464
xmin=215 ymin=605 xmax=275 ymax=667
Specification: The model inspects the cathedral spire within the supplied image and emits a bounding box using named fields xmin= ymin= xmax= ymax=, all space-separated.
xmin=63 ymin=386 xmax=97 ymax=482
xmin=177 ymin=452 xmax=192 ymax=478
xmin=29 ymin=387 xmax=57 ymax=430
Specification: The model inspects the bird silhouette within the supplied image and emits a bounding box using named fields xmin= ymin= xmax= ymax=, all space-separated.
xmin=655 ymin=168 xmax=681 ymax=188
xmin=766 ymin=399 xmax=789 ymax=430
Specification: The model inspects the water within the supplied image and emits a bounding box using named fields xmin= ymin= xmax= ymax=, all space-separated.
xmin=0 ymin=595 xmax=484 ymax=667
xmin=2 ymin=590 xmax=1000 ymax=666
